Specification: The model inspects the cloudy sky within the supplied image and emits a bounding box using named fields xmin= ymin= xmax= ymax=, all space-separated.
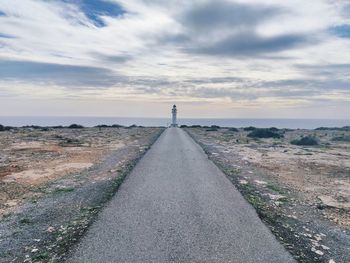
xmin=0 ymin=0 xmax=349 ymax=118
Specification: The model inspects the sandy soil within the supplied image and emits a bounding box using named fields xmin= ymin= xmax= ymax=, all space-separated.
xmin=186 ymin=127 xmax=350 ymax=263
xmin=0 ymin=127 xmax=156 ymax=216
xmin=0 ymin=126 xmax=163 ymax=262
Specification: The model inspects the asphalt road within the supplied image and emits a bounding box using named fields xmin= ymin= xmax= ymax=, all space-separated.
xmin=67 ymin=128 xmax=295 ymax=263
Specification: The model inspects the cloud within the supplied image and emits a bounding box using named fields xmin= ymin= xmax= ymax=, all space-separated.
xmin=160 ymin=1 xmax=310 ymax=57
xmin=189 ymin=31 xmax=308 ymax=57
xmin=296 ymin=63 xmax=350 ymax=79
xmin=0 ymin=0 xmax=349 ymax=118
xmin=0 ymin=59 xmax=125 ymax=87
xmin=179 ymin=1 xmax=279 ymax=31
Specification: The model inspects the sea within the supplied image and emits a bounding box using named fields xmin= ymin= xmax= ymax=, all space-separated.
xmin=0 ymin=116 xmax=349 ymax=129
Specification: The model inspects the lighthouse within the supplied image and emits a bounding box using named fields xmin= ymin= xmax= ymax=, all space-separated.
xmin=171 ymin=105 xmax=177 ymax=127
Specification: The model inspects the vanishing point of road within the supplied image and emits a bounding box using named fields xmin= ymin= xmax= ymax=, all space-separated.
xmin=67 ymin=128 xmax=295 ymax=263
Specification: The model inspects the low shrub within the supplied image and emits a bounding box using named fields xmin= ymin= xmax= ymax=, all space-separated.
xmin=59 ymin=138 xmax=84 ymax=147
xmin=206 ymin=125 xmax=220 ymax=131
xmin=247 ymin=128 xmax=283 ymax=139
xmin=228 ymin=127 xmax=239 ymax=132
xmin=244 ymin=126 xmax=257 ymax=131
xmin=290 ymin=136 xmax=318 ymax=146
xmin=68 ymin=124 xmax=84 ymax=129
xmin=0 ymin=124 xmax=13 ymax=131
xmin=315 ymin=126 xmax=350 ymax=131
xmin=180 ymin=125 xmax=188 ymax=128
xmin=22 ymin=125 xmax=43 ymax=129
xmin=331 ymin=135 xmax=350 ymax=142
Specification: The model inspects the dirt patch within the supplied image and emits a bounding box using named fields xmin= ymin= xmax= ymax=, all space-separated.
xmin=186 ymin=127 xmax=350 ymax=263
xmin=0 ymin=127 xmax=143 ymax=216
xmin=0 ymin=127 xmax=164 ymax=262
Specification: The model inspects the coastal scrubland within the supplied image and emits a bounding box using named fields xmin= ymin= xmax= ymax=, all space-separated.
xmin=186 ymin=126 xmax=350 ymax=263
xmin=0 ymin=126 xmax=163 ymax=262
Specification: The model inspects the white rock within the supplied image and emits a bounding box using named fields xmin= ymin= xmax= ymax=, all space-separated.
xmin=47 ymin=226 xmax=55 ymax=232
xmin=267 ymin=193 xmax=285 ymax=201
xmin=239 ymin=180 xmax=248 ymax=185
xmin=254 ymin=180 xmax=267 ymax=185
xmin=321 ymin=245 xmax=330 ymax=250
xmin=311 ymin=247 xmax=324 ymax=256
xmin=315 ymin=234 xmax=322 ymax=241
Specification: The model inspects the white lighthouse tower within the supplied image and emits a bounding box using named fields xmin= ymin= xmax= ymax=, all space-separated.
xmin=171 ymin=105 xmax=177 ymax=127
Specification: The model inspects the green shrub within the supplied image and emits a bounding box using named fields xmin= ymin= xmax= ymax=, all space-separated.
xmin=228 ymin=127 xmax=239 ymax=132
xmin=0 ymin=124 xmax=13 ymax=131
xmin=206 ymin=125 xmax=220 ymax=131
xmin=206 ymin=128 xmax=217 ymax=131
xmin=180 ymin=125 xmax=188 ymax=128
xmin=315 ymin=126 xmax=350 ymax=131
xmin=244 ymin=126 xmax=257 ymax=131
xmin=68 ymin=124 xmax=84 ymax=129
xmin=291 ymin=136 xmax=318 ymax=146
xmin=247 ymin=128 xmax=283 ymax=138
xmin=331 ymin=135 xmax=350 ymax=142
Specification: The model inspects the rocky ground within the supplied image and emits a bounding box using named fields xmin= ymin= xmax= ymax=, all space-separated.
xmin=0 ymin=126 xmax=163 ymax=262
xmin=186 ymin=126 xmax=350 ymax=263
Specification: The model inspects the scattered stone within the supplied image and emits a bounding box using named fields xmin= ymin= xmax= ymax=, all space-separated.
xmin=267 ymin=193 xmax=285 ymax=201
xmin=314 ymin=234 xmax=322 ymax=241
xmin=254 ymin=180 xmax=267 ymax=185
xmin=303 ymin=233 xmax=312 ymax=238
xmin=239 ymin=180 xmax=248 ymax=185
xmin=47 ymin=226 xmax=55 ymax=233
xmin=311 ymin=247 xmax=324 ymax=255
xmin=321 ymin=245 xmax=330 ymax=250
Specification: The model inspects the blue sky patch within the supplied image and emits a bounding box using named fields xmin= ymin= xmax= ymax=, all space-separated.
xmin=329 ymin=24 xmax=350 ymax=38
xmin=63 ymin=0 xmax=125 ymax=27
xmin=0 ymin=33 xmax=15 ymax=39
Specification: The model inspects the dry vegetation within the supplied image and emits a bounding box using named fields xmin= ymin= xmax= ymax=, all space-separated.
xmin=186 ymin=126 xmax=350 ymax=263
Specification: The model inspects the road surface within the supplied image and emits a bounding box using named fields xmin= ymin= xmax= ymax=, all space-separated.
xmin=67 ymin=128 xmax=295 ymax=263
